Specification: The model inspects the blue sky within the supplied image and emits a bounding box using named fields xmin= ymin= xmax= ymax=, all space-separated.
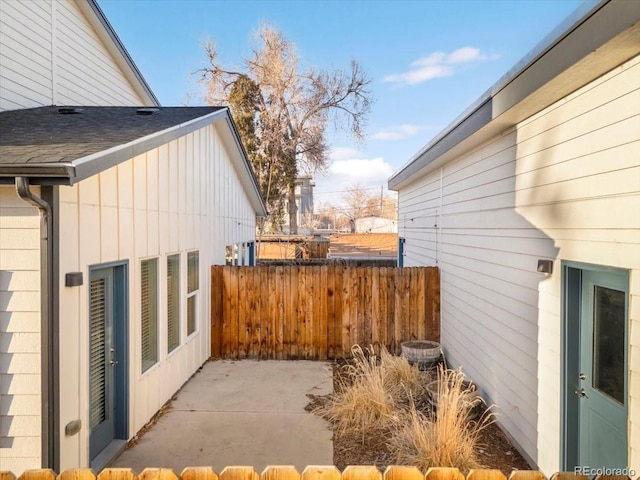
xmin=99 ymin=0 xmax=587 ymax=208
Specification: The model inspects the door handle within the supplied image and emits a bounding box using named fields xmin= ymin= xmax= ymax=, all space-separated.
xmin=575 ymin=388 xmax=588 ymax=398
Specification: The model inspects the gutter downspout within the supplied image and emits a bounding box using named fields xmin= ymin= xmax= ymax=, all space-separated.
xmin=15 ymin=177 xmax=55 ymax=469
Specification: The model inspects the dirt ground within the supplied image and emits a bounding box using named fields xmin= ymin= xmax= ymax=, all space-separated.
xmin=329 ymin=233 xmax=397 ymax=258
xmin=306 ymin=362 xmax=530 ymax=475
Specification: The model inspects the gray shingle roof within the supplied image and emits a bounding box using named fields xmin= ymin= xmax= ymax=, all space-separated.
xmin=0 ymin=106 xmax=223 ymax=165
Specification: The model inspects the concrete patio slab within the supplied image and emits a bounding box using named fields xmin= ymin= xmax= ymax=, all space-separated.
xmin=110 ymin=360 xmax=333 ymax=473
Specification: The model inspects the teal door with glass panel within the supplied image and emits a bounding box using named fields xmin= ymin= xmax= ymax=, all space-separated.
xmin=89 ymin=264 xmax=128 ymax=463
xmin=578 ymin=269 xmax=628 ymax=468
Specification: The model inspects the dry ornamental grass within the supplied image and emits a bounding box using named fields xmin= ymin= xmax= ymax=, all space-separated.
xmin=315 ymin=346 xmax=498 ymax=473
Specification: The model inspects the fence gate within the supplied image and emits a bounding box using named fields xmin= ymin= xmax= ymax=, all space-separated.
xmin=211 ymin=265 xmax=440 ymax=360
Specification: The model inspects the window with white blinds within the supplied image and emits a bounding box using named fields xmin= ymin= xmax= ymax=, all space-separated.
xmin=89 ymin=278 xmax=107 ymax=429
xmin=141 ymin=258 xmax=158 ymax=373
xmin=187 ymin=251 xmax=199 ymax=336
xmin=167 ymin=254 xmax=180 ymax=353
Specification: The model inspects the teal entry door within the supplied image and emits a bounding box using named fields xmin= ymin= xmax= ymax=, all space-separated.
xmin=89 ymin=264 xmax=128 ymax=463
xmin=577 ymin=269 xmax=628 ymax=468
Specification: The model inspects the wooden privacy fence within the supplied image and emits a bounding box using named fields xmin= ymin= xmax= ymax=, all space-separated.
xmin=210 ymin=266 xmax=440 ymax=360
xmin=1 ymin=467 xmax=632 ymax=480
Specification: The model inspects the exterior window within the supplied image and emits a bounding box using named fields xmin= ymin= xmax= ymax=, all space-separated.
xmin=187 ymin=251 xmax=199 ymax=335
xmin=141 ymin=258 xmax=158 ymax=372
xmin=226 ymin=245 xmax=233 ymax=266
xmin=167 ymin=254 xmax=180 ymax=353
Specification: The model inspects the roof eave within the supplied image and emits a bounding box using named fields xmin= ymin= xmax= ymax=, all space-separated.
xmin=388 ymin=0 xmax=640 ymax=191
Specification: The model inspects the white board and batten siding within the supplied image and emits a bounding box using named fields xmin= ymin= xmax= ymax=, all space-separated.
xmin=0 ymin=187 xmax=42 ymax=473
xmin=56 ymin=122 xmax=257 ymax=469
xmin=0 ymin=0 xmax=147 ymax=111
xmin=398 ymin=55 xmax=640 ymax=473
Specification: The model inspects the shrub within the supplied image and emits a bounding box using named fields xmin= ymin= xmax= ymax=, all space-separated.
xmin=388 ymin=365 xmax=494 ymax=473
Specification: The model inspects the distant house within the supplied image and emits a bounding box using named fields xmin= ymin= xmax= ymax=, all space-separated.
xmin=355 ymin=216 xmax=397 ymax=234
xmin=0 ymin=0 xmax=266 ymax=474
xmin=389 ymin=0 xmax=639 ymax=474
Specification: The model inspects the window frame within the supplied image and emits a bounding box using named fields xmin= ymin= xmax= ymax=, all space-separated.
xmin=140 ymin=257 xmax=159 ymax=374
xmin=186 ymin=250 xmax=199 ymax=336
xmin=167 ymin=253 xmax=181 ymax=353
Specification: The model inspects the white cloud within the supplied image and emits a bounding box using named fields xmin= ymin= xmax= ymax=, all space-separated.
xmin=370 ymin=124 xmax=431 ymax=141
xmin=383 ymin=47 xmax=500 ymax=86
xmin=314 ymin=154 xmax=395 ymax=204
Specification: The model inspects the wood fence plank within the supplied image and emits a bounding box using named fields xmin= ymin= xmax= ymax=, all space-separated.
xmin=250 ymin=267 xmax=261 ymax=359
xmin=371 ymin=267 xmax=381 ymax=354
xmin=298 ymin=266 xmax=308 ymax=359
xmin=210 ymin=266 xmax=221 ymax=358
xmin=342 ymin=267 xmax=352 ymax=354
xmin=290 ymin=266 xmax=300 ymax=359
xmin=326 ymin=266 xmax=336 ymax=359
xmin=311 ymin=267 xmax=320 ymax=359
xmin=283 ymin=266 xmax=292 ymax=359
xmin=219 ymin=467 xmax=258 ymax=480
xmin=594 ymin=476 xmax=631 ymax=480
xmin=320 ymin=265 xmax=328 ymax=360
xmin=238 ymin=267 xmax=250 ymax=359
xmin=301 ymin=467 xmax=341 ymax=480
xmin=394 ymin=268 xmax=402 ymax=352
xmin=269 ymin=266 xmax=278 ymax=358
xmin=276 ymin=266 xmax=285 ymax=359
xmin=261 ymin=466 xmax=301 ymax=480
xmin=386 ymin=266 xmax=396 ymax=353
xmin=260 ymin=266 xmax=269 ymax=359
xmin=508 ymin=473 xmax=547 ymax=480
xmin=231 ymin=267 xmax=241 ymax=358
xmin=428 ymin=267 xmax=441 ymax=342
xmin=354 ymin=266 xmax=363 ymax=348
xmin=221 ymin=266 xmax=231 ymax=357
xmin=467 ymin=470 xmax=507 ymax=480
xmin=378 ymin=267 xmax=388 ymax=353
xmin=139 ymin=468 xmax=179 ymax=480
xmin=403 ymin=267 xmax=412 ymax=342
xmin=383 ymin=466 xmax=423 ymax=480
xmin=97 ymin=470 xmax=136 ymax=480
xmin=350 ymin=267 xmax=359 ymax=349
xmin=343 ymin=466 xmax=382 ymax=480
xmin=1 ymin=473 xmax=16 ymax=480
xmin=333 ymin=265 xmax=344 ymax=357
xmin=425 ymin=468 xmax=465 ymax=480
xmin=416 ymin=267 xmax=426 ymax=341
xmin=58 ymin=470 xmax=95 ymax=480
xmin=181 ymin=467 xmax=219 ymax=480
xmin=362 ymin=266 xmax=372 ymax=348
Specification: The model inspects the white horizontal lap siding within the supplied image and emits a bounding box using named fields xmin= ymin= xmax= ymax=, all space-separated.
xmin=54 ymin=1 xmax=144 ymax=106
xmin=0 ymin=0 xmax=145 ymax=111
xmin=514 ymin=55 xmax=640 ymax=473
xmin=397 ymin=54 xmax=640 ymax=473
xmin=0 ymin=187 xmax=42 ymax=474
xmin=0 ymin=0 xmax=53 ymax=111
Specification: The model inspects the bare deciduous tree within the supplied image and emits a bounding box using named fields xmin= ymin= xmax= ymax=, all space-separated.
xmin=199 ymin=23 xmax=372 ymax=233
